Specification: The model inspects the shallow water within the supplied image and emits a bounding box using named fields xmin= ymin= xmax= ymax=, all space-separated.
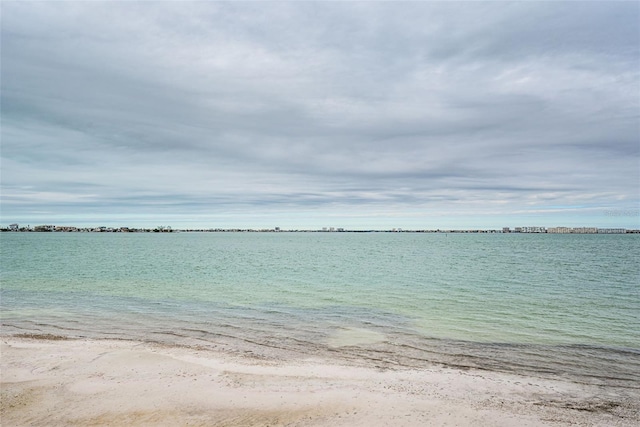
xmin=1 ymin=232 xmax=639 ymax=387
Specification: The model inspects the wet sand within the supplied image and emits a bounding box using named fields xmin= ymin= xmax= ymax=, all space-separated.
xmin=1 ymin=336 xmax=638 ymax=426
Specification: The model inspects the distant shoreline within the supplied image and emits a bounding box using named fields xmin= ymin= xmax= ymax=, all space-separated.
xmin=1 ymin=226 xmax=638 ymax=233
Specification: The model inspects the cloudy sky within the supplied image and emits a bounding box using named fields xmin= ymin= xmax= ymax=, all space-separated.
xmin=2 ymin=1 xmax=639 ymax=229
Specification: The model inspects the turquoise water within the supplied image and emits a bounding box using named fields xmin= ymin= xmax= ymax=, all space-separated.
xmin=2 ymin=232 xmax=639 ymax=386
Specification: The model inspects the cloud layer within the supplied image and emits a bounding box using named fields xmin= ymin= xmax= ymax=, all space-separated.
xmin=2 ymin=2 xmax=638 ymax=228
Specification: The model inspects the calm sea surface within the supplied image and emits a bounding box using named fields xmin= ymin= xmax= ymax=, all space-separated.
xmin=1 ymin=232 xmax=639 ymax=387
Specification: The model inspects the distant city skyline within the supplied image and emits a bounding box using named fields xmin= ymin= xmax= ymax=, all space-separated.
xmin=2 ymin=219 xmax=638 ymax=233
xmin=2 ymin=2 xmax=638 ymax=230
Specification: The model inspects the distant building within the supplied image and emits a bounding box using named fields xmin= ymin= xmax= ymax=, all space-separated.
xmin=547 ymin=227 xmax=604 ymax=234
xmin=55 ymin=226 xmax=78 ymax=232
xmin=502 ymin=227 xmax=510 ymax=233
xmin=547 ymin=227 xmax=568 ymax=234
xmin=9 ymin=223 xmax=18 ymax=231
xmin=520 ymin=226 xmax=546 ymax=233
xmin=598 ymin=228 xmax=626 ymax=234
xmin=572 ymin=227 xmax=598 ymax=234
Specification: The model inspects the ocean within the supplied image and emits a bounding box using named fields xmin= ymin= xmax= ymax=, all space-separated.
xmin=1 ymin=232 xmax=639 ymax=388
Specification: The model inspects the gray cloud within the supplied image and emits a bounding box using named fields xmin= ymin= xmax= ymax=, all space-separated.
xmin=1 ymin=1 xmax=638 ymax=229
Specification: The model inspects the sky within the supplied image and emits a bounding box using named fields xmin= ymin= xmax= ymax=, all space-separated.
xmin=1 ymin=1 xmax=639 ymax=230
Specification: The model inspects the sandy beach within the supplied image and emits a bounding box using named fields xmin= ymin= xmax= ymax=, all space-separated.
xmin=1 ymin=336 xmax=638 ymax=426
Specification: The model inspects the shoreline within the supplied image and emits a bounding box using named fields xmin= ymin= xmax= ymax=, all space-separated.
xmin=3 ymin=227 xmax=638 ymax=233
xmin=2 ymin=336 xmax=638 ymax=426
